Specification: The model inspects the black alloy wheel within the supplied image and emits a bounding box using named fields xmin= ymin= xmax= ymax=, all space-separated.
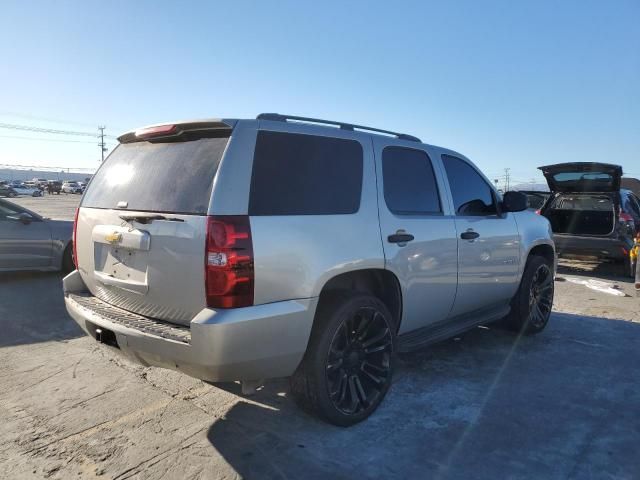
xmin=325 ymin=306 xmax=393 ymax=416
xmin=527 ymin=263 xmax=554 ymax=330
xmin=289 ymin=292 xmax=396 ymax=426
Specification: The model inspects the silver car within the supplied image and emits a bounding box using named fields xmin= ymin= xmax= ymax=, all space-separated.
xmin=64 ymin=114 xmax=555 ymax=425
xmin=62 ymin=181 xmax=83 ymax=194
xmin=0 ymin=198 xmax=73 ymax=272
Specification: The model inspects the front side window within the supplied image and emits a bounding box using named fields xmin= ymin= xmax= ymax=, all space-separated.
xmin=442 ymin=155 xmax=497 ymax=216
xmin=382 ymin=147 xmax=441 ymax=215
xmin=249 ymin=131 xmax=363 ymax=215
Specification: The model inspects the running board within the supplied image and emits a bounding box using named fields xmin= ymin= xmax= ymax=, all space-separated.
xmin=397 ymin=304 xmax=510 ymax=353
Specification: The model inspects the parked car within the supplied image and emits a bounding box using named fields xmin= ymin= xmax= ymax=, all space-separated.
xmin=0 ymin=184 xmax=18 ymax=198
xmin=11 ymin=183 xmax=43 ymax=197
xmin=0 ymin=198 xmax=73 ymax=272
xmin=33 ymin=178 xmax=49 ymax=187
xmin=62 ymin=181 xmax=83 ymax=194
xmin=64 ymin=114 xmax=555 ymax=426
xmin=47 ymin=180 xmax=63 ymax=194
xmin=538 ymin=162 xmax=640 ymax=276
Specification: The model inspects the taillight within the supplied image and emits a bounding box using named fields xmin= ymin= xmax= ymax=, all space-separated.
xmin=72 ymin=208 xmax=79 ymax=268
xmin=619 ymin=212 xmax=633 ymax=223
xmin=205 ymin=215 xmax=254 ymax=308
xmin=535 ymin=209 xmax=541 ymax=215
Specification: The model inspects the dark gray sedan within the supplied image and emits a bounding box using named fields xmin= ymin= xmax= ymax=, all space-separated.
xmin=0 ymin=198 xmax=73 ymax=273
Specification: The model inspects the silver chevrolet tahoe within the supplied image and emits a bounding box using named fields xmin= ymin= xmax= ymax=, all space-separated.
xmin=64 ymin=114 xmax=555 ymax=426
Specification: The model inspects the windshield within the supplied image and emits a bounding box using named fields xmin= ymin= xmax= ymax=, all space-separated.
xmin=82 ymin=136 xmax=229 ymax=214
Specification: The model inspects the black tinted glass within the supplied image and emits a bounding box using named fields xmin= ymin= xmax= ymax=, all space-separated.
xmin=442 ymin=155 xmax=497 ymax=216
xmin=382 ymin=147 xmax=441 ymax=215
xmin=249 ymin=131 xmax=363 ymax=215
xmin=82 ymin=137 xmax=229 ymax=214
xmin=623 ymin=193 xmax=640 ymax=216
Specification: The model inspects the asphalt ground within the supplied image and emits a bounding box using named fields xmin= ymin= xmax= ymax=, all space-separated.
xmin=1 ymin=195 xmax=639 ymax=479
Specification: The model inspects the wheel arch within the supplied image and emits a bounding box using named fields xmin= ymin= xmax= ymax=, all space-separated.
xmin=527 ymin=242 xmax=555 ymax=268
xmin=315 ymin=268 xmax=403 ymax=333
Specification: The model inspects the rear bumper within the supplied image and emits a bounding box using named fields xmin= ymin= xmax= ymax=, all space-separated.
xmin=554 ymin=234 xmax=632 ymax=260
xmin=63 ymin=270 xmax=317 ymax=382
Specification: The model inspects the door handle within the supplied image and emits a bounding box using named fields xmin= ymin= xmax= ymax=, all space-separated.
xmin=388 ymin=232 xmax=415 ymax=244
xmin=460 ymin=230 xmax=480 ymax=240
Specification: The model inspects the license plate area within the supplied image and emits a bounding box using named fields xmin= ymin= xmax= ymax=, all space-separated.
xmin=94 ymin=244 xmax=149 ymax=284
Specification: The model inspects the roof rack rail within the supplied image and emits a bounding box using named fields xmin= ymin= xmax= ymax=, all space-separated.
xmin=256 ymin=113 xmax=421 ymax=143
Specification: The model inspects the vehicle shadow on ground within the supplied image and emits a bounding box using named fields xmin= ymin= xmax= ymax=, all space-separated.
xmin=557 ymin=258 xmax=631 ymax=283
xmin=0 ymin=271 xmax=83 ymax=347
xmin=207 ymin=312 xmax=640 ymax=479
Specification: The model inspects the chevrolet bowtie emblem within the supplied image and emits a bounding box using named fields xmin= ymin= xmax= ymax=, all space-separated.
xmin=105 ymin=232 xmax=122 ymax=244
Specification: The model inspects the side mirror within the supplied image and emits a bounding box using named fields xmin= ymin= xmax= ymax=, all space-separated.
xmin=502 ymin=191 xmax=528 ymax=213
xmin=8 ymin=212 xmax=33 ymax=225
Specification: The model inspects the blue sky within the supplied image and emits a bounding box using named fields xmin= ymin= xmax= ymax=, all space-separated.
xmin=0 ymin=0 xmax=638 ymax=185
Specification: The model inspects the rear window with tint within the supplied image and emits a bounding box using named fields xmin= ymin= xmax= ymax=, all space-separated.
xmin=382 ymin=147 xmax=441 ymax=215
xmin=249 ymin=131 xmax=363 ymax=215
xmin=82 ymin=137 xmax=229 ymax=214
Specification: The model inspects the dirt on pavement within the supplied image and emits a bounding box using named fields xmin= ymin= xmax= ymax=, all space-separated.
xmin=1 ymin=195 xmax=639 ymax=479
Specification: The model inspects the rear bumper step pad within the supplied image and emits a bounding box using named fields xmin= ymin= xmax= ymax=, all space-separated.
xmin=67 ymin=293 xmax=191 ymax=344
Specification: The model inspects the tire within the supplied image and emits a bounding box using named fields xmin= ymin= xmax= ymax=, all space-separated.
xmin=504 ymin=255 xmax=554 ymax=335
xmin=289 ymin=291 xmax=396 ymax=426
xmin=8 ymin=192 xmax=16 ymax=198
xmin=61 ymin=244 xmax=74 ymax=274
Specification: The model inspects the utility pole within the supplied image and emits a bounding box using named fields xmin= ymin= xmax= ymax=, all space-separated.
xmin=98 ymin=126 xmax=107 ymax=162
xmin=504 ymin=168 xmax=511 ymax=191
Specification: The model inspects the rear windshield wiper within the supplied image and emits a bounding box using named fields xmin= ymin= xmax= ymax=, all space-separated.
xmin=118 ymin=213 xmax=184 ymax=224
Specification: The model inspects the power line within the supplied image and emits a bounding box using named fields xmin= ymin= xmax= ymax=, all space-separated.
xmin=0 ymin=163 xmax=96 ymax=173
xmin=0 ymin=111 xmax=110 ymax=129
xmin=0 ymin=122 xmax=118 ymax=139
xmin=0 ymin=134 xmax=116 ymax=145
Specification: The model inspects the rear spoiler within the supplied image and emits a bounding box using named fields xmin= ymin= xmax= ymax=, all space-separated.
xmin=118 ymin=119 xmax=235 ymax=144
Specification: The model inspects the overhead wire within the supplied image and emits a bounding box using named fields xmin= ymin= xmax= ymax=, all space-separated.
xmin=0 ymin=122 xmax=118 ymax=139
xmin=0 ymin=134 xmax=117 ymax=145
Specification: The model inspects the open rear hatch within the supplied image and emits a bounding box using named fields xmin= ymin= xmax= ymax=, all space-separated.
xmin=538 ymin=162 xmax=622 ymax=193
xmin=75 ymin=120 xmax=233 ymax=326
xmin=543 ymin=194 xmax=616 ymax=236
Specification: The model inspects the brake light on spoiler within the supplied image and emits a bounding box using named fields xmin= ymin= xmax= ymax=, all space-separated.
xmin=135 ymin=124 xmax=177 ymax=138
xmin=205 ymin=216 xmax=254 ymax=308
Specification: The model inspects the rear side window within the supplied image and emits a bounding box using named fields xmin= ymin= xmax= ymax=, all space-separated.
xmin=623 ymin=193 xmax=640 ymax=217
xmin=82 ymin=137 xmax=229 ymax=214
xmin=442 ymin=155 xmax=497 ymax=216
xmin=249 ymin=131 xmax=363 ymax=215
xmin=382 ymin=147 xmax=441 ymax=215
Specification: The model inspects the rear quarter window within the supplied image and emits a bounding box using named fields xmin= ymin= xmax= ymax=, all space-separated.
xmin=249 ymin=131 xmax=363 ymax=215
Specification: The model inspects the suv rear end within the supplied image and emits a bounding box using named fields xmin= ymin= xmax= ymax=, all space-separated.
xmin=538 ymin=162 xmax=637 ymax=269
xmin=64 ymin=117 xmax=380 ymax=384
